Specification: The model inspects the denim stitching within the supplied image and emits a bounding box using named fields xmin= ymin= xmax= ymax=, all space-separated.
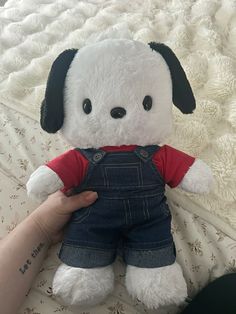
xmin=142 ymin=199 xmax=147 ymax=220
xmin=101 ymin=165 xmax=106 ymax=186
xmin=97 ymin=192 xmax=163 ymax=200
xmin=127 ymin=199 xmax=132 ymax=224
xmin=142 ymin=198 xmax=146 ymax=220
xmin=124 ymin=244 xmax=173 ymax=251
xmin=62 ymin=242 xmax=117 ymax=251
xmin=162 ymin=202 xmax=170 ymax=217
xmin=139 ymin=162 xmax=144 ymax=185
xmin=83 ymin=184 xmax=162 ymax=189
xmin=72 ymin=207 xmax=91 ymax=224
xmin=148 ymin=159 xmax=165 ymax=184
xmin=62 ymin=146 xmax=174 ymax=268
xmin=123 ymin=199 xmax=128 ymax=225
xmin=102 ymin=162 xmax=141 ymax=166
xmin=137 ymin=163 xmax=142 ymax=186
xmin=63 ymin=239 xmax=117 ymax=249
xmin=104 ymin=166 xmax=109 ymax=187
xmin=77 ymin=163 xmax=96 ymax=192
xmin=145 ymin=198 xmax=150 ymax=220
xmin=102 ymin=152 xmax=135 ymax=157
xmin=104 ymin=165 xmax=141 ymax=187
xmin=124 ymin=236 xmax=173 ymax=246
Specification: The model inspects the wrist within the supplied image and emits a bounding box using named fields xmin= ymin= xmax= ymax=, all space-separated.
xmin=28 ymin=213 xmax=53 ymax=246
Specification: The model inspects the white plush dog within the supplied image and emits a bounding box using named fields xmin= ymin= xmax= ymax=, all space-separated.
xmin=27 ymin=39 xmax=213 ymax=310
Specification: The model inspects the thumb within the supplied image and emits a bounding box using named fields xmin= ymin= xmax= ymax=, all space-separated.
xmin=66 ymin=191 xmax=98 ymax=212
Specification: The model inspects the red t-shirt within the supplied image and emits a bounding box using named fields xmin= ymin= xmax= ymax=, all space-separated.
xmin=46 ymin=145 xmax=195 ymax=191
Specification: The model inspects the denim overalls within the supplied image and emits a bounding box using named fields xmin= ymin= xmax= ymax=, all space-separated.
xmin=59 ymin=145 xmax=175 ymax=268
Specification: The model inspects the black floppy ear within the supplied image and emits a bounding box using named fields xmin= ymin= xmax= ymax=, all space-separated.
xmin=148 ymin=42 xmax=196 ymax=114
xmin=40 ymin=49 xmax=78 ymax=133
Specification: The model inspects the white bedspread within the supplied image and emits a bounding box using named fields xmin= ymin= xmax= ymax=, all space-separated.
xmin=0 ymin=103 xmax=235 ymax=314
xmin=0 ymin=0 xmax=236 ymax=232
xmin=0 ymin=0 xmax=236 ymax=313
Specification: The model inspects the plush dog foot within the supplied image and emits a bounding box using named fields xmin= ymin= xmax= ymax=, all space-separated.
xmin=52 ymin=263 xmax=114 ymax=308
xmin=125 ymin=261 xmax=187 ymax=309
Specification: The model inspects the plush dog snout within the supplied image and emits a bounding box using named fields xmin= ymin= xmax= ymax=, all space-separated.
xmin=110 ymin=107 xmax=126 ymax=119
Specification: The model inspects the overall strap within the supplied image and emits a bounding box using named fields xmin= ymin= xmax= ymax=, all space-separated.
xmin=134 ymin=145 xmax=160 ymax=162
xmin=75 ymin=148 xmax=106 ymax=164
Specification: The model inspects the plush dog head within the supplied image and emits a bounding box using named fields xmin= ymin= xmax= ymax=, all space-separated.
xmin=41 ymin=39 xmax=195 ymax=148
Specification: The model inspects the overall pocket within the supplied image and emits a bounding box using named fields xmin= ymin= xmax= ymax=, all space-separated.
xmin=144 ymin=196 xmax=171 ymax=220
xmin=71 ymin=206 xmax=92 ymax=224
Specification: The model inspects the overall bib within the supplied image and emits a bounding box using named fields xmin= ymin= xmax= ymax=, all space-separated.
xmin=59 ymin=145 xmax=176 ymax=268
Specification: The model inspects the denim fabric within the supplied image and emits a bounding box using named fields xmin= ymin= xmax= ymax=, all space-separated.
xmin=59 ymin=145 xmax=175 ymax=268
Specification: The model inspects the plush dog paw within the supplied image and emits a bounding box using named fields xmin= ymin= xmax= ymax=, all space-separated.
xmin=26 ymin=165 xmax=64 ymax=203
xmin=179 ymin=159 xmax=214 ymax=193
xmin=52 ymin=263 xmax=114 ymax=308
xmin=125 ymin=261 xmax=187 ymax=309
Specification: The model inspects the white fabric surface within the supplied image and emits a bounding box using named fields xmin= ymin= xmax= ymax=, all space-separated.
xmin=0 ymin=0 xmax=236 ymax=312
xmin=0 ymin=0 xmax=236 ymax=232
xmin=0 ymin=103 xmax=235 ymax=314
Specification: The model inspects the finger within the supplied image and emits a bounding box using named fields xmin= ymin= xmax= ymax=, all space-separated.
xmin=66 ymin=191 xmax=98 ymax=212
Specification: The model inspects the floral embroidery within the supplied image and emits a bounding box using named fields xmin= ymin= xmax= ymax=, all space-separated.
xmin=108 ymin=302 xmax=126 ymax=314
xmin=10 ymin=194 xmax=19 ymax=199
xmin=216 ymin=230 xmax=226 ymax=242
xmin=18 ymin=159 xmax=29 ymax=171
xmin=191 ymin=264 xmax=201 ymax=272
xmin=41 ymin=140 xmax=52 ymax=152
xmin=200 ymin=223 xmax=207 ymax=236
xmin=171 ymin=222 xmax=181 ymax=234
xmin=23 ymin=308 xmax=40 ymax=314
xmin=225 ymin=259 xmax=236 ymax=273
xmin=183 ymin=219 xmax=188 ymax=228
xmin=7 ymin=154 xmax=12 ymax=164
xmin=6 ymin=221 xmax=17 ymax=233
xmin=187 ymin=239 xmax=203 ymax=256
xmin=210 ymin=253 xmax=216 ymax=262
xmin=37 ymin=279 xmax=47 ymax=288
xmin=53 ymin=305 xmax=68 ymax=312
xmin=30 ymin=136 xmax=36 ymax=144
xmin=15 ymin=127 xmax=26 ymax=136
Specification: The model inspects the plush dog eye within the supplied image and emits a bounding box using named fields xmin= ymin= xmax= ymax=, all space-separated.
xmin=82 ymin=98 xmax=92 ymax=114
xmin=143 ymin=95 xmax=152 ymax=111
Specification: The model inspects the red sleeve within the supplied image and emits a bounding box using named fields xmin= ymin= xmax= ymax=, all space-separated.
xmin=46 ymin=149 xmax=89 ymax=191
xmin=152 ymin=145 xmax=195 ymax=188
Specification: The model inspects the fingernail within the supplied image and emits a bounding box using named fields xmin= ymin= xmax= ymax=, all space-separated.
xmin=85 ymin=191 xmax=98 ymax=201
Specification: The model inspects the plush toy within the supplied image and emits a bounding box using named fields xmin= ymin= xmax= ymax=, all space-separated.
xmin=26 ymin=39 xmax=213 ymax=310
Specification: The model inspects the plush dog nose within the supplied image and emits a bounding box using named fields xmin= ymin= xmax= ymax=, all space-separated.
xmin=110 ymin=107 xmax=126 ymax=119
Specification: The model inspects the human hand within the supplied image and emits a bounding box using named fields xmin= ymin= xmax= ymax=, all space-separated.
xmin=30 ymin=190 xmax=98 ymax=244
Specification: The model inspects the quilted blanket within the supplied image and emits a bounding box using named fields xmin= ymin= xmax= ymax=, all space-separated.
xmin=0 ymin=0 xmax=236 ymax=234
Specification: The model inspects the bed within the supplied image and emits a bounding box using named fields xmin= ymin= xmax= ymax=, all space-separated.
xmin=0 ymin=1 xmax=235 ymax=313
